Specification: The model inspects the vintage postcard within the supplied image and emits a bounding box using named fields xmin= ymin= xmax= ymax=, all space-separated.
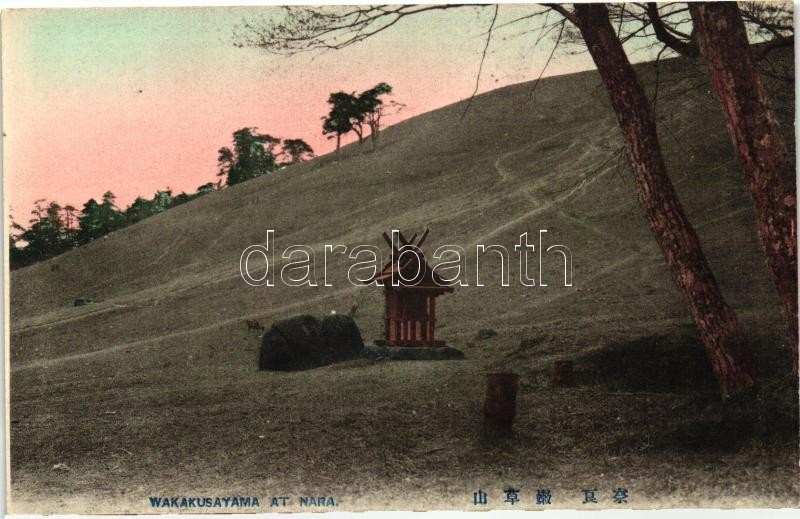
xmin=3 ymin=1 xmax=798 ymax=513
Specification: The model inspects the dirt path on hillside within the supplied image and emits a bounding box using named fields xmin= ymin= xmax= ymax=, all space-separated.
xmin=11 ymin=284 xmax=361 ymax=373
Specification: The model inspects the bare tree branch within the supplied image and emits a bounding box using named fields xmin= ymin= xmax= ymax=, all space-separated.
xmin=650 ymin=44 xmax=669 ymax=112
xmin=461 ymin=4 xmax=500 ymax=120
xmin=528 ymin=19 xmax=566 ymax=102
xmin=234 ymin=5 xmax=476 ymax=56
xmin=646 ymin=2 xmax=699 ymax=57
xmin=542 ymin=3 xmax=577 ymax=26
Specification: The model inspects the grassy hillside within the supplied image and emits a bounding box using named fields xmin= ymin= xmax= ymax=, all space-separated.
xmin=9 ymin=53 xmax=797 ymax=511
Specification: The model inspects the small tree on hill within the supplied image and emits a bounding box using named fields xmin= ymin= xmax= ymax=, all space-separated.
xmin=196 ymin=182 xmax=216 ymax=196
xmin=124 ymin=197 xmax=154 ymax=225
xmin=151 ymin=189 xmax=173 ymax=213
xmin=280 ymin=138 xmax=315 ymax=164
xmin=218 ymin=128 xmax=280 ymax=186
xmin=321 ymin=83 xmax=402 ymax=152
xmin=322 ymin=92 xmax=357 ymax=152
xmin=15 ymin=200 xmax=75 ymax=261
xmin=62 ymin=205 xmax=78 ymax=233
xmin=172 ymin=192 xmax=191 ymax=206
xmin=77 ymin=191 xmax=123 ymax=244
xmin=357 ymin=82 xmax=403 ymax=148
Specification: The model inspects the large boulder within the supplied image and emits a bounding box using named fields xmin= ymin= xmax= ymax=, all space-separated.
xmin=320 ymin=314 xmax=364 ymax=361
xmin=259 ymin=315 xmax=325 ymax=371
xmin=259 ymin=314 xmax=364 ymax=371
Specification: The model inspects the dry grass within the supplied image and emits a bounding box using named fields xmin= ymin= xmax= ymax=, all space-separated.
xmin=8 ymin=52 xmax=798 ymax=512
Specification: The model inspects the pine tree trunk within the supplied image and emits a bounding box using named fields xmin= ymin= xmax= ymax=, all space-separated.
xmin=336 ymin=133 xmax=341 ymax=153
xmin=573 ymin=3 xmax=756 ymax=399
xmin=690 ymin=2 xmax=798 ymax=372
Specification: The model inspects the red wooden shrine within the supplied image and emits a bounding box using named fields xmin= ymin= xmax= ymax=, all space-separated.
xmin=367 ymin=229 xmax=454 ymax=347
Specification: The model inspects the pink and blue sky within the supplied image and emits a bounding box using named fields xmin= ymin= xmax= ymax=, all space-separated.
xmin=3 ymin=6 xmax=601 ymax=219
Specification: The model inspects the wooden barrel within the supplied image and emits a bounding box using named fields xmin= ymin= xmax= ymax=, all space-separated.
xmin=483 ymin=372 xmax=519 ymax=424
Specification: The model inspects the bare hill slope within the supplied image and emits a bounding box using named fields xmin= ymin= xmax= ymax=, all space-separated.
xmin=9 ymin=54 xmax=797 ymax=510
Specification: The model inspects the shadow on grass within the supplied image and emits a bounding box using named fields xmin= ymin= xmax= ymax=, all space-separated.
xmin=659 ymin=372 xmax=799 ymax=452
xmin=575 ymin=331 xmax=718 ymax=396
xmin=571 ymin=330 xmax=798 ymax=453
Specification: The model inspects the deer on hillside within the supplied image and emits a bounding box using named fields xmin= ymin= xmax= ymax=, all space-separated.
xmin=348 ymin=302 xmax=359 ymax=318
xmin=246 ymin=319 xmax=265 ymax=333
